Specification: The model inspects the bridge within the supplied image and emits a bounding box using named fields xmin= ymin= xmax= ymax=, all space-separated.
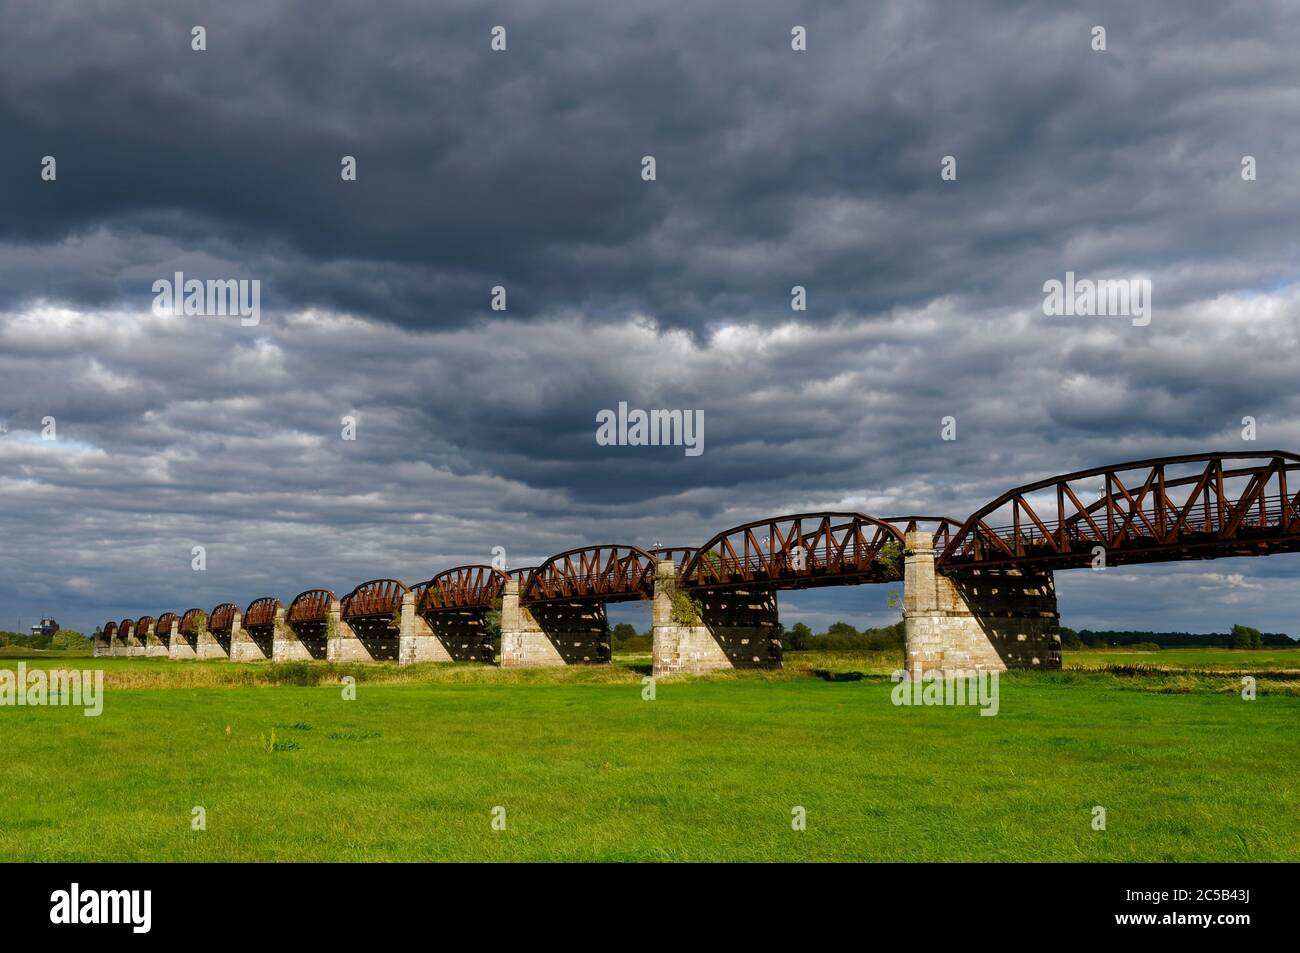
xmin=94 ymin=451 xmax=1300 ymax=675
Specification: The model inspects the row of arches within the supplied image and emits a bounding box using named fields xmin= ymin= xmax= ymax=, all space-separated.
xmin=101 ymin=452 xmax=1300 ymax=636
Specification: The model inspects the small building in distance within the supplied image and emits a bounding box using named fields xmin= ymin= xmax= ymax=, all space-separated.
xmin=30 ymin=617 xmax=59 ymax=638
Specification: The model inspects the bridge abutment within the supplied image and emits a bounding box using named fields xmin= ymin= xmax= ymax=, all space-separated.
xmin=651 ymin=560 xmax=783 ymax=676
xmin=500 ymin=580 xmax=610 ymax=667
xmin=903 ymin=530 xmax=1061 ymax=673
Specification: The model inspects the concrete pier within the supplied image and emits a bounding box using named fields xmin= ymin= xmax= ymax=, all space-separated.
xmin=651 ymin=559 xmax=783 ymax=676
xmin=499 ymin=580 xmax=610 ymax=667
xmin=903 ymin=530 xmax=1061 ymax=674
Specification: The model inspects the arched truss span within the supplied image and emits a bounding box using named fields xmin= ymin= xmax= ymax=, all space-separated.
xmin=209 ymin=603 xmax=239 ymax=633
xmin=287 ymin=589 xmax=335 ymax=624
xmin=524 ymin=545 xmax=657 ymax=604
xmin=244 ymin=597 xmax=282 ymax=628
xmin=940 ymin=451 xmax=1300 ymax=570
xmin=118 ymin=618 xmax=134 ymax=636
xmin=180 ymin=608 xmax=206 ymax=636
xmin=102 ymin=621 xmax=117 ymax=640
xmin=156 ymin=612 xmax=178 ymax=633
xmin=507 ymin=567 xmax=536 ymax=588
xmin=341 ymin=579 xmax=410 ymax=619
xmin=417 ymin=565 xmax=509 ymax=613
xmin=679 ymin=513 xmax=905 ymax=591
xmin=650 ymin=547 xmax=698 ymax=571
xmin=135 ymin=616 xmax=155 ymax=634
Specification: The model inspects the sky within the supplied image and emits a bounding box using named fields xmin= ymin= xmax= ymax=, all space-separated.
xmin=2 ymin=0 xmax=1299 ymax=637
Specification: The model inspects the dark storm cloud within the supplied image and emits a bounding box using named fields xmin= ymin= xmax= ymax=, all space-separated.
xmin=2 ymin=0 xmax=1300 ymax=635
xmin=2 ymin=0 xmax=1298 ymax=327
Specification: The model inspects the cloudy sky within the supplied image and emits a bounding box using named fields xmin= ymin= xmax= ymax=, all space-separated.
xmin=2 ymin=0 xmax=1299 ymax=637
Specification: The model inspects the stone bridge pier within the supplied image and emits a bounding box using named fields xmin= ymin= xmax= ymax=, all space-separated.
xmin=272 ymin=607 xmax=329 ymax=661
xmin=903 ymin=530 xmax=1061 ymax=674
xmin=141 ymin=620 xmax=168 ymax=658
xmin=651 ymin=559 xmax=783 ymax=676
xmin=499 ymin=579 xmax=610 ymax=667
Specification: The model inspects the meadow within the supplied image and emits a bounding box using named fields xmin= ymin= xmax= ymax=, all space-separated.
xmin=1 ymin=648 xmax=1297 ymax=862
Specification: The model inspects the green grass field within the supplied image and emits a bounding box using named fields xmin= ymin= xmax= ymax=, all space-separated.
xmin=1 ymin=649 xmax=1297 ymax=861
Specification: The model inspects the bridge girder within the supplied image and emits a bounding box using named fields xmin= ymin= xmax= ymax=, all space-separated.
xmin=940 ymin=450 xmax=1300 ymax=570
xmin=524 ymin=545 xmax=656 ymax=604
xmin=679 ymin=512 xmax=906 ymax=591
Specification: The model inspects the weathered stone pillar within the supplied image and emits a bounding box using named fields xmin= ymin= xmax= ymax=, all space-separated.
xmin=500 ymin=580 xmax=609 ymax=667
xmin=94 ymin=629 xmax=111 ymax=658
xmin=169 ymin=622 xmax=198 ymax=660
xmin=903 ymin=530 xmax=1061 ymax=674
xmin=272 ymin=607 xmax=328 ymax=660
xmin=231 ymin=614 xmax=273 ymax=662
xmin=121 ymin=621 xmax=146 ymax=658
xmin=153 ymin=617 xmax=179 ymax=657
xmin=651 ymin=559 xmax=782 ymax=676
xmin=327 ymin=599 xmax=402 ymax=662
xmin=196 ymin=613 xmax=234 ymax=659
xmin=398 ymin=591 xmax=453 ymax=665
xmin=141 ymin=620 xmax=168 ymax=657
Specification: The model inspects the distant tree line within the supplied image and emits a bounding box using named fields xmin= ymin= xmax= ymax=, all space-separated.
xmin=0 ymin=629 xmax=91 ymax=651
xmin=1059 ymin=624 xmax=1291 ymax=650
xmin=607 ymin=620 xmax=1292 ymax=654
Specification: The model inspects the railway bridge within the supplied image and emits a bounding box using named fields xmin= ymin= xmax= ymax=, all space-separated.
xmin=93 ymin=451 xmax=1300 ymax=676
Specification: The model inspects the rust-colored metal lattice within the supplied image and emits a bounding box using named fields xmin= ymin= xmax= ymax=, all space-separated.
xmin=679 ymin=513 xmax=905 ymax=591
xmin=524 ymin=545 xmax=657 ymax=604
xmin=417 ymin=565 xmax=509 ymax=613
xmin=649 ymin=547 xmax=698 ymax=571
xmin=156 ymin=612 xmax=178 ymax=634
xmin=179 ymin=608 xmax=206 ymax=636
xmin=940 ymin=451 xmax=1300 ymax=570
xmin=135 ymin=615 xmax=155 ymax=635
xmin=102 ymin=621 xmax=117 ymax=640
xmin=243 ymin=596 xmax=282 ymax=628
xmin=340 ymin=579 xmax=410 ymax=620
xmin=507 ymin=567 xmax=536 ymax=589
xmin=209 ymin=603 xmax=239 ymax=633
xmin=287 ymin=589 xmax=335 ymax=624
xmin=883 ymin=516 xmax=964 ymax=556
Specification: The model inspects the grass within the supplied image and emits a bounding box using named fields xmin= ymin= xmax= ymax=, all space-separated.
xmin=1 ymin=649 xmax=1297 ymax=861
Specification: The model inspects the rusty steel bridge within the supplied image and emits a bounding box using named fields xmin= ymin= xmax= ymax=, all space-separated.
xmin=102 ymin=450 xmax=1300 ymax=634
